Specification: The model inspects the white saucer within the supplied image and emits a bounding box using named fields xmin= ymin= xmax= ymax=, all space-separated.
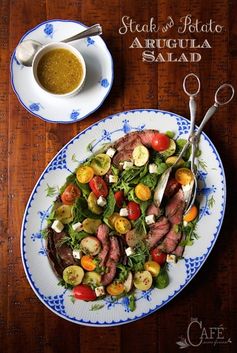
xmin=10 ymin=20 xmax=113 ymax=124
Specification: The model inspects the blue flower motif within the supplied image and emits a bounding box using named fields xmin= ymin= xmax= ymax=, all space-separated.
xmin=31 ymin=232 xmax=42 ymax=242
xmin=44 ymin=23 xmax=54 ymax=38
xmin=100 ymin=78 xmax=109 ymax=88
xmin=121 ymin=296 xmax=130 ymax=312
xmin=29 ymin=103 xmax=42 ymax=112
xmin=141 ymin=290 xmax=152 ymax=301
xmin=38 ymin=247 xmax=47 ymax=256
xmin=102 ymin=129 xmax=111 ymax=141
xmin=199 ymin=185 xmax=216 ymax=196
xmin=87 ymin=37 xmax=95 ymax=46
xmin=122 ymin=119 xmax=131 ymax=133
xmin=70 ymin=109 xmax=80 ymax=121
xmin=38 ymin=210 xmax=50 ymax=221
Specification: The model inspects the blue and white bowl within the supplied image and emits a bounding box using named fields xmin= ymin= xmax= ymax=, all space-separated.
xmin=11 ymin=19 xmax=113 ymax=123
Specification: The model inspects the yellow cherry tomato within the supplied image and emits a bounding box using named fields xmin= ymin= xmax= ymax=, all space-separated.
xmin=183 ymin=205 xmax=198 ymax=222
xmin=144 ymin=261 xmax=160 ymax=277
xmin=107 ymin=282 xmax=125 ymax=296
xmin=114 ymin=217 xmax=131 ymax=234
xmin=76 ymin=165 xmax=94 ymax=184
xmin=175 ymin=168 xmax=194 ymax=185
xmin=108 ymin=212 xmax=120 ymax=229
xmin=135 ymin=183 xmax=151 ymax=201
xmin=81 ymin=255 xmax=96 ymax=271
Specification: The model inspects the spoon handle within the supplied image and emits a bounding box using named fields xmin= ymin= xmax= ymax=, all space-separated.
xmin=62 ymin=24 xmax=102 ymax=43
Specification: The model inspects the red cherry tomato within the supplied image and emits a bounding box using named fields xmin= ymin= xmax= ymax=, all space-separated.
xmin=89 ymin=176 xmax=108 ymax=198
xmin=151 ymin=248 xmax=167 ymax=266
xmin=73 ymin=284 xmax=97 ymax=301
xmin=61 ymin=184 xmax=81 ymax=205
xmin=151 ymin=133 xmax=170 ymax=152
xmin=114 ymin=191 xmax=125 ymax=208
xmin=127 ymin=201 xmax=141 ymax=220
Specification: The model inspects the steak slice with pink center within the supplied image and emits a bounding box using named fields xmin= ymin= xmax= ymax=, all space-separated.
xmin=146 ymin=216 xmax=170 ymax=249
xmin=165 ymin=189 xmax=185 ymax=225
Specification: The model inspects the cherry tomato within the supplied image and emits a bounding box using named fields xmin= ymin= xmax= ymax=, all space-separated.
xmin=73 ymin=284 xmax=97 ymax=301
xmin=150 ymin=248 xmax=167 ymax=266
xmin=81 ymin=255 xmax=96 ymax=271
xmin=61 ymin=184 xmax=81 ymax=205
xmin=127 ymin=201 xmax=141 ymax=220
xmin=89 ymin=176 xmax=108 ymax=198
xmin=151 ymin=133 xmax=170 ymax=152
xmin=114 ymin=191 xmax=125 ymax=208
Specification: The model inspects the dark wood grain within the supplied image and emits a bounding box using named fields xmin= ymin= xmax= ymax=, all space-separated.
xmin=0 ymin=0 xmax=237 ymax=352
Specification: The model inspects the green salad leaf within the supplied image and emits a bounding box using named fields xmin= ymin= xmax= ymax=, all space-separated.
xmin=155 ymin=264 xmax=169 ymax=289
xmin=103 ymin=189 xmax=116 ymax=219
xmin=73 ymin=197 xmax=101 ymax=221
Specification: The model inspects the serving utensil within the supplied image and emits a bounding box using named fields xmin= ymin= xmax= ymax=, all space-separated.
xmin=15 ymin=23 xmax=102 ymax=67
xmin=154 ymin=73 xmax=234 ymax=212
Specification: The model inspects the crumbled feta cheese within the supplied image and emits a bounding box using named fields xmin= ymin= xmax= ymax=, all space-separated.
xmin=149 ymin=163 xmax=158 ymax=174
xmin=145 ymin=214 xmax=156 ymax=225
xmin=120 ymin=208 xmax=128 ymax=217
xmin=97 ymin=196 xmax=107 ymax=207
xmin=106 ymin=147 xmax=116 ymax=158
xmin=125 ymin=247 xmax=134 ymax=256
xmin=109 ymin=175 xmax=118 ymax=183
xmin=72 ymin=249 xmax=82 ymax=259
xmin=51 ymin=220 xmax=64 ymax=233
xmin=123 ymin=161 xmax=133 ymax=170
xmin=183 ymin=221 xmax=188 ymax=227
xmin=72 ymin=221 xmax=83 ymax=232
xmin=95 ymin=286 xmax=105 ymax=297
xmin=166 ymin=254 xmax=177 ymax=263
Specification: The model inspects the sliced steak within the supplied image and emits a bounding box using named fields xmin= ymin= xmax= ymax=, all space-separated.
xmin=159 ymin=226 xmax=182 ymax=253
xmin=101 ymin=235 xmax=120 ymax=286
xmin=125 ymin=229 xmax=145 ymax=248
xmin=172 ymin=233 xmax=185 ymax=257
xmin=165 ymin=189 xmax=185 ymax=224
xmin=164 ymin=178 xmax=181 ymax=198
xmin=47 ymin=229 xmax=76 ymax=277
xmin=115 ymin=132 xmax=143 ymax=151
xmin=109 ymin=236 xmax=121 ymax=262
xmin=101 ymin=259 xmax=117 ymax=286
xmin=112 ymin=149 xmax=134 ymax=169
xmin=138 ymin=130 xmax=156 ymax=147
xmin=97 ymin=224 xmax=110 ymax=266
xmin=146 ymin=203 xmax=160 ymax=217
xmin=146 ymin=216 xmax=170 ymax=249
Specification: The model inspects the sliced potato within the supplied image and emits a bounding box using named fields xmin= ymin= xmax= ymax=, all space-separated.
xmin=82 ymin=218 xmax=102 ymax=234
xmin=166 ymin=156 xmax=184 ymax=166
xmin=55 ymin=204 xmax=73 ymax=224
xmin=159 ymin=139 xmax=176 ymax=159
xmin=144 ymin=261 xmax=160 ymax=277
xmin=63 ymin=265 xmax=84 ymax=286
xmin=132 ymin=145 xmax=149 ymax=166
xmin=133 ymin=271 xmax=153 ymax=291
xmin=80 ymin=236 xmax=101 ymax=256
xmin=83 ymin=271 xmax=101 ymax=286
xmin=88 ymin=192 xmax=103 ymax=215
xmin=123 ymin=272 xmax=133 ymax=293
xmin=90 ymin=154 xmax=111 ymax=176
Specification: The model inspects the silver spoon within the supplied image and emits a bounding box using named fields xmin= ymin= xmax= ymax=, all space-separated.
xmin=15 ymin=23 xmax=102 ymax=67
xmin=154 ymin=73 xmax=235 ymax=212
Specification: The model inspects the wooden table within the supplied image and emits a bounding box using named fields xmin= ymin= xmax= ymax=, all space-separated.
xmin=1 ymin=0 xmax=237 ymax=352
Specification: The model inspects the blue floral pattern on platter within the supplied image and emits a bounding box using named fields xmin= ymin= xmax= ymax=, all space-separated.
xmin=21 ymin=109 xmax=226 ymax=326
xmin=10 ymin=19 xmax=113 ymax=124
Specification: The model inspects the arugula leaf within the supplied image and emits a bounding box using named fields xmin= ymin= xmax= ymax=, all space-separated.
xmin=128 ymin=293 xmax=136 ymax=312
xmin=76 ymin=180 xmax=91 ymax=198
xmin=116 ymin=264 xmax=129 ymax=283
xmin=73 ymin=197 xmax=101 ymax=221
xmin=59 ymin=174 xmax=77 ymax=194
xmin=68 ymin=226 xmax=89 ymax=247
xmin=165 ymin=131 xmax=175 ymax=139
xmin=103 ymin=189 xmax=116 ymax=219
xmin=180 ymin=218 xmax=199 ymax=246
xmin=111 ymin=165 xmax=119 ymax=176
xmin=155 ymin=264 xmax=169 ymax=289
xmin=140 ymin=173 xmax=158 ymax=189
xmin=176 ymin=139 xmax=191 ymax=161
xmin=112 ymin=179 xmax=132 ymax=195
xmin=128 ymin=242 xmax=149 ymax=272
xmin=58 ymin=279 xmax=73 ymax=290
